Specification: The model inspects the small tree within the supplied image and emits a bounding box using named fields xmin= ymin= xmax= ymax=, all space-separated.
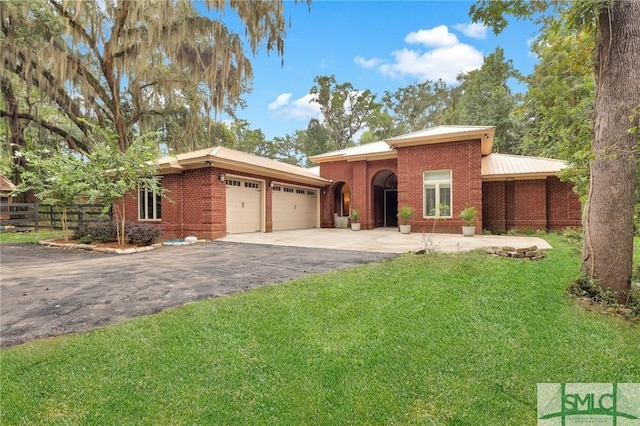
xmin=85 ymin=128 xmax=162 ymax=246
xmin=12 ymin=147 xmax=89 ymax=241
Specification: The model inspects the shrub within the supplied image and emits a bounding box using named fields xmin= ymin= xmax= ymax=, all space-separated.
xmin=73 ymin=220 xmax=117 ymax=243
xmin=568 ymin=275 xmax=617 ymax=304
xmin=125 ymin=222 xmax=161 ymax=246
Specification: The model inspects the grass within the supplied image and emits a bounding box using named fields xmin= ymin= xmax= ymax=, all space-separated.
xmin=1 ymin=235 xmax=639 ymax=424
xmin=0 ymin=230 xmax=66 ymax=244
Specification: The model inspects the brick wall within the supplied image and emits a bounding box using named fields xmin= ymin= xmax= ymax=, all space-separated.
xmin=482 ymin=181 xmax=506 ymax=231
xmin=482 ymin=176 xmax=582 ymax=232
xmin=396 ymin=139 xmax=483 ymax=234
xmin=125 ymin=166 xmax=326 ymax=241
xmin=547 ymin=176 xmax=582 ymax=230
xmin=318 ymin=158 xmax=397 ymax=229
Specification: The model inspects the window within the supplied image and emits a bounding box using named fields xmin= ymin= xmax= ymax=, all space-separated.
xmin=423 ymin=170 xmax=451 ymax=217
xmin=139 ymin=186 xmax=161 ymax=220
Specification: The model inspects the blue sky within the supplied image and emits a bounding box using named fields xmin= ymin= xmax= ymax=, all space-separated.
xmin=225 ymin=1 xmax=540 ymax=140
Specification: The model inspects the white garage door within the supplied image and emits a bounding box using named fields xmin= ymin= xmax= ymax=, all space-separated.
xmin=226 ymin=178 xmax=262 ymax=233
xmin=272 ymin=185 xmax=318 ymax=231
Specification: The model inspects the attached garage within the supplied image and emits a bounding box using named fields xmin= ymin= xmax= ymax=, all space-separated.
xmin=226 ymin=177 xmax=262 ymax=233
xmin=272 ymin=184 xmax=318 ymax=231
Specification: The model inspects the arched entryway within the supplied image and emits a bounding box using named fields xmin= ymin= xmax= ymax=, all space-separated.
xmin=332 ymin=182 xmax=351 ymax=227
xmin=373 ymin=171 xmax=397 ymax=227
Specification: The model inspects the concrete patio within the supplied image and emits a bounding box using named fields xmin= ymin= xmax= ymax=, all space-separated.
xmin=220 ymin=228 xmax=552 ymax=254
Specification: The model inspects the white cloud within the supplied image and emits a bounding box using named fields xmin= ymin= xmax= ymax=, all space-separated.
xmin=364 ymin=25 xmax=485 ymax=84
xmin=268 ymin=92 xmax=321 ymax=121
xmin=267 ymin=93 xmax=292 ymax=110
xmin=354 ymin=56 xmax=383 ymax=68
xmin=405 ymin=25 xmax=459 ymax=48
xmin=379 ymin=44 xmax=484 ymax=84
xmin=454 ymin=22 xmax=487 ymax=40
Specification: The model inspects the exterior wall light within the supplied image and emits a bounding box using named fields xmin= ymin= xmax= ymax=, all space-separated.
xmin=218 ymin=173 xmax=225 ymax=182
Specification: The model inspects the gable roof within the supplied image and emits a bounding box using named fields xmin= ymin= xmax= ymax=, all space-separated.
xmin=309 ymin=141 xmax=394 ymax=162
xmin=309 ymin=125 xmax=497 ymax=163
xmin=0 ymin=174 xmax=15 ymax=194
xmin=386 ymin=125 xmax=495 ymax=155
xmin=482 ymin=153 xmax=567 ymax=180
xmin=156 ymin=146 xmax=329 ymax=186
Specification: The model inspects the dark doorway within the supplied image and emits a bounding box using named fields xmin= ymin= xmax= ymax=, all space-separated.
xmin=373 ymin=171 xmax=397 ymax=227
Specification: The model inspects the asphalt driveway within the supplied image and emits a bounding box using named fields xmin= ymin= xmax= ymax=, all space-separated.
xmin=0 ymin=242 xmax=395 ymax=347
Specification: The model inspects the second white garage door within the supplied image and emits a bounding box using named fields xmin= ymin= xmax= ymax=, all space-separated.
xmin=272 ymin=185 xmax=318 ymax=231
xmin=226 ymin=178 xmax=262 ymax=233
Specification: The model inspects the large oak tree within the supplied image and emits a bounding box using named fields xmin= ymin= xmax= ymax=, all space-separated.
xmin=471 ymin=0 xmax=640 ymax=303
xmin=1 ymin=0 xmax=307 ymax=153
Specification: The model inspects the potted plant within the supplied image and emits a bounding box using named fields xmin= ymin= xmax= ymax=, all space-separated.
xmin=398 ymin=205 xmax=414 ymax=234
xmin=459 ymin=204 xmax=478 ymax=237
xmin=350 ymin=209 xmax=361 ymax=231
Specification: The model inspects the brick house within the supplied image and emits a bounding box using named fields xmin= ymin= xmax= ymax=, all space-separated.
xmin=125 ymin=125 xmax=581 ymax=239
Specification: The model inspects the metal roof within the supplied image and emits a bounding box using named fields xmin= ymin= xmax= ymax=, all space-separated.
xmin=156 ymin=146 xmax=329 ymax=186
xmin=482 ymin=153 xmax=567 ymax=179
xmin=310 ymin=126 xmax=497 ymax=163
xmin=309 ymin=141 xmax=393 ymax=162
xmin=386 ymin=125 xmax=496 ymax=142
xmin=386 ymin=125 xmax=495 ymax=155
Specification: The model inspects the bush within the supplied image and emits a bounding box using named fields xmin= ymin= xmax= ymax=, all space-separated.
xmin=125 ymin=222 xmax=160 ymax=246
xmin=568 ymin=275 xmax=617 ymax=304
xmin=73 ymin=220 xmax=117 ymax=243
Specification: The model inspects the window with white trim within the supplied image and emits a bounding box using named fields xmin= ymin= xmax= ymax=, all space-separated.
xmin=139 ymin=186 xmax=161 ymax=220
xmin=423 ymin=170 xmax=452 ymax=218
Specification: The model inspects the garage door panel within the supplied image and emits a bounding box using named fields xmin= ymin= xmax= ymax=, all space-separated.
xmin=226 ymin=179 xmax=261 ymax=233
xmin=272 ymin=185 xmax=317 ymax=231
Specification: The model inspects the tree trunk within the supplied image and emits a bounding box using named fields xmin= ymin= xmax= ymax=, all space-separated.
xmin=582 ymin=1 xmax=640 ymax=303
xmin=0 ymin=76 xmax=35 ymax=203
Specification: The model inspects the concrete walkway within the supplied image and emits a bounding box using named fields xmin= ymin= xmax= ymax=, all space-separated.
xmin=220 ymin=228 xmax=552 ymax=254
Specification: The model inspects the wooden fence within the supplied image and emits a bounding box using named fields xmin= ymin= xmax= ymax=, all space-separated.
xmin=0 ymin=203 xmax=108 ymax=232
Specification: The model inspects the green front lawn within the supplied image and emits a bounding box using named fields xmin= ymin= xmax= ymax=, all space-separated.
xmin=0 ymin=230 xmax=65 ymax=244
xmin=1 ymin=235 xmax=638 ymax=424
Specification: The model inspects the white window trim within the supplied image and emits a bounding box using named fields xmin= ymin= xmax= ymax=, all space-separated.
xmin=423 ymin=170 xmax=452 ymax=218
xmin=139 ymin=186 xmax=162 ymax=221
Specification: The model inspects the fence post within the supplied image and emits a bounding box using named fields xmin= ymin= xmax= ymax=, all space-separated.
xmin=50 ymin=205 xmax=55 ymax=230
xmin=34 ymin=203 xmax=40 ymax=232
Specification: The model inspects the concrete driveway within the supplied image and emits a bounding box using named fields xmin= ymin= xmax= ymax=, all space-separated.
xmin=0 ymin=242 xmax=394 ymax=347
xmin=220 ymin=228 xmax=552 ymax=253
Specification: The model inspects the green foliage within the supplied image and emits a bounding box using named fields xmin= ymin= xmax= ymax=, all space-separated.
xmin=457 ymin=47 xmax=524 ymax=153
xmin=11 ymin=146 xmax=89 ymax=239
xmin=0 ymin=230 xmax=65 ymax=244
xmin=83 ymin=127 xmax=162 ymax=246
xmin=73 ymin=220 xmax=117 ymax=244
xmin=469 ymin=0 xmax=550 ymax=34
xmin=516 ymin=12 xmax=595 ymax=200
xmin=459 ymin=204 xmax=479 ymax=226
xmin=568 ymin=275 xmax=640 ymax=319
xmin=398 ymin=205 xmax=414 ymax=224
xmin=310 ymin=74 xmax=380 ymax=150
xmin=350 ymin=208 xmax=361 ymax=223
xmin=125 ymin=222 xmax=161 ymax=246
xmin=382 ymin=79 xmax=457 ymax=133
xmin=2 ymin=1 xmax=296 ymax=152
